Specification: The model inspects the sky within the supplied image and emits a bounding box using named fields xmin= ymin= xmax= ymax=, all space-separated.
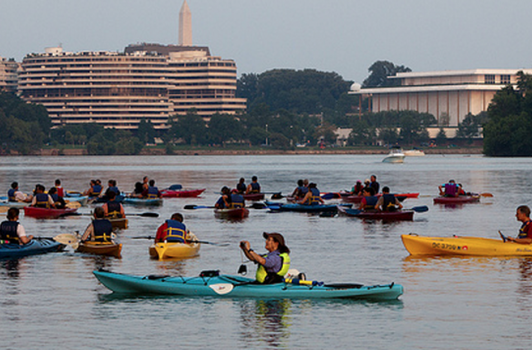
xmin=2 ymin=0 xmax=532 ymax=84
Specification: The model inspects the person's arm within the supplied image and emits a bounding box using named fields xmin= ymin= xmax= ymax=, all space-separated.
xmin=375 ymin=197 xmax=384 ymax=211
xmin=18 ymin=225 xmax=33 ymax=244
xmin=359 ymin=198 xmax=367 ymax=210
xmin=395 ymin=198 xmax=403 ymax=209
xmin=246 ymin=184 xmax=252 ymax=194
xmin=438 ymin=185 xmax=444 ymax=196
xmin=120 ymin=204 xmax=125 ymax=217
xmin=48 ymin=195 xmax=56 ymax=208
xmin=297 ymin=192 xmax=310 ymax=205
xmin=239 ymin=241 xmax=266 ymax=265
xmin=80 ymin=223 xmax=93 ymax=241
xmin=506 ymin=236 xmax=532 ymax=244
xmin=102 ymin=204 xmax=109 ymax=216
xmin=154 ymin=224 xmax=166 ymax=243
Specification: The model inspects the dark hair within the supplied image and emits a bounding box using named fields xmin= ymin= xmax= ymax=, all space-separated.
xmin=149 ymin=179 xmax=155 ymax=186
xmin=55 ymin=179 xmax=61 ymax=185
xmin=308 ymin=183 xmax=317 ymax=188
xmin=7 ymin=207 xmax=19 ymax=220
xmin=11 ymin=182 xmax=18 ymax=189
xmin=252 ymin=176 xmax=258 ymax=182
xmin=297 ymin=179 xmax=303 ymax=186
xmin=364 ymin=187 xmax=375 ymax=196
xmin=94 ymin=207 xmax=105 ymax=218
xmin=382 ymin=186 xmax=390 ymax=193
xmin=134 ymin=182 xmax=143 ymax=193
xmin=49 ymin=187 xmax=57 ymax=195
xmin=106 ymin=190 xmax=116 ymax=199
xmin=239 ymin=177 xmax=245 ymax=183
xmin=518 ymin=205 xmax=531 ymax=217
xmin=171 ymin=213 xmax=184 ymax=222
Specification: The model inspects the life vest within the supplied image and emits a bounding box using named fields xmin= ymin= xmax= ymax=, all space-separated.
xmin=230 ymin=194 xmax=245 ymax=209
xmin=382 ymin=193 xmax=397 ymax=211
xmin=363 ymin=196 xmax=378 ymax=209
xmin=0 ymin=221 xmax=19 ymax=243
xmin=309 ymin=187 xmax=321 ymax=205
xmin=91 ymin=185 xmax=102 ymax=196
xmin=108 ymin=186 xmax=120 ymax=195
xmin=444 ymin=183 xmax=458 ymax=197
xmin=146 ymin=186 xmax=159 ymax=199
xmin=35 ymin=193 xmax=50 ymax=208
xmin=250 ymin=182 xmax=261 ymax=194
xmin=236 ymin=183 xmax=246 ymax=193
xmin=163 ymin=220 xmax=187 ymax=243
xmin=50 ymin=193 xmax=59 ymax=202
xmin=7 ymin=189 xmax=16 ymax=202
xmin=255 ymin=252 xmax=291 ymax=284
xmin=518 ymin=220 xmax=532 ymax=239
xmin=92 ymin=219 xmax=113 ymax=242
xmin=106 ymin=201 xmax=122 ymax=218
xmin=55 ymin=187 xmax=65 ymax=197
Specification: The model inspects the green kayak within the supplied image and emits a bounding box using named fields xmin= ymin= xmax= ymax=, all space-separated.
xmin=93 ymin=270 xmax=403 ymax=301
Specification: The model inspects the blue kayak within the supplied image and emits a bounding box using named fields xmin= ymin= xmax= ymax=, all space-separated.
xmin=123 ymin=197 xmax=163 ymax=206
xmin=264 ymin=201 xmax=340 ymax=212
xmin=90 ymin=194 xmax=125 ymax=204
xmin=93 ymin=270 xmax=403 ymax=301
xmin=0 ymin=239 xmax=66 ymax=259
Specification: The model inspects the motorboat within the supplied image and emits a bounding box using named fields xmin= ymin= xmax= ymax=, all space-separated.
xmin=403 ymin=148 xmax=425 ymax=157
xmin=382 ymin=147 xmax=405 ymax=163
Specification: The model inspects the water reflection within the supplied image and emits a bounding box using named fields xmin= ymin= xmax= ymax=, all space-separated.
xmin=1 ymin=258 xmax=21 ymax=279
xmin=239 ymin=299 xmax=292 ymax=348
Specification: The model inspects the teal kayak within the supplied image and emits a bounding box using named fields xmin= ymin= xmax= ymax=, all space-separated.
xmin=264 ymin=201 xmax=340 ymax=213
xmin=0 ymin=239 xmax=66 ymax=259
xmin=93 ymin=270 xmax=403 ymax=300
xmin=123 ymin=197 xmax=163 ymax=206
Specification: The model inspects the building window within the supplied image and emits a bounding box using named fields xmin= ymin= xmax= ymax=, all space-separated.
xmin=500 ymin=75 xmax=511 ymax=84
xmin=485 ymin=75 xmax=495 ymax=84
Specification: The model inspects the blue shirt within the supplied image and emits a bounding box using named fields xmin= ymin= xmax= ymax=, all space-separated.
xmin=263 ymin=250 xmax=282 ymax=273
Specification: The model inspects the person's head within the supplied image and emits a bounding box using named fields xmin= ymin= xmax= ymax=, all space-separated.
xmin=7 ymin=207 xmax=19 ymax=221
xmin=308 ymin=183 xmax=317 ymax=189
xmin=143 ymin=176 xmax=148 ymax=183
xmin=231 ymin=189 xmax=238 ymax=194
xmin=34 ymin=184 xmax=45 ymax=193
xmin=134 ymin=182 xmax=143 ymax=192
xmin=303 ymin=179 xmax=309 ymax=186
xmin=371 ymin=175 xmax=377 ymax=182
xmin=252 ymin=176 xmax=258 ymax=182
xmin=108 ymin=180 xmax=113 ymax=186
xmin=221 ymin=186 xmax=230 ymax=195
xmin=171 ymin=212 xmax=184 ymax=222
xmin=364 ymin=187 xmax=375 ymax=196
xmin=449 ymin=179 xmax=455 ymax=184
xmin=297 ymin=179 xmax=303 ymax=186
xmin=356 ymin=180 xmax=361 ymax=185
xmin=55 ymin=179 xmax=61 ymax=186
xmin=364 ymin=179 xmax=370 ymax=186
xmin=263 ymin=232 xmax=290 ymax=254
xmin=149 ymin=179 xmax=155 ymax=186
xmin=239 ymin=177 xmax=245 ymax=184
xmin=382 ymin=186 xmax=390 ymax=193
xmin=48 ymin=187 xmax=57 ymax=195
xmin=96 ymin=179 xmax=101 ymax=185
xmin=516 ymin=205 xmax=531 ymax=222
xmin=11 ymin=182 xmax=18 ymax=189
xmin=94 ymin=207 xmax=105 ymax=219
xmin=107 ymin=190 xmax=116 ymax=200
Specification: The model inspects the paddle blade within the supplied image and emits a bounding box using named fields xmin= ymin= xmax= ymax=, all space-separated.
xmin=320 ymin=193 xmax=336 ymax=200
xmin=481 ymin=192 xmax=494 ymax=197
xmin=270 ymin=193 xmax=284 ymax=200
xmin=498 ymin=230 xmax=506 ymax=242
xmin=138 ymin=212 xmax=159 ymax=217
xmin=184 ymin=205 xmax=198 ymax=210
xmin=411 ymin=206 xmax=429 ymax=213
xmin=53 ymin=233 xmax=80 ymax=248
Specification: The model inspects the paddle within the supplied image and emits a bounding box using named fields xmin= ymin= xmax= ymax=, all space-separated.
xmin=60 ymin=212 xmax=158 ymax=217
xmin=480 ymin=192 xmax=494 ymax=197
xmin=131 ymin=236 xmax=230 ymax=246
xmin=37 ymin=233 xmax=80 ymax=249
xmin=184 ymin=205 xmax=215 ymax=210
xmin=498 ymin=230 xmax=507 ymax=242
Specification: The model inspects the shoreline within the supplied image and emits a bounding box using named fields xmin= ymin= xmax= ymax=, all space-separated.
xmin=3 ymin=147 xmax=484 ymax=156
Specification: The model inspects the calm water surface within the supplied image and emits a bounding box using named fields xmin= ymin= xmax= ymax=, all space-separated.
xmin=1 ymin=154 xmax=532 ymax=350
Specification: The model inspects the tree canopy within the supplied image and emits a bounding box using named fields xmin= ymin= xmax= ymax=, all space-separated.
xmin=362 ymin=61 xmax=411 ymax=88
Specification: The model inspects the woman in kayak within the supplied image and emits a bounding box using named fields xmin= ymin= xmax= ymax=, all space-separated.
xmin=0 ymin=207 xmax=33 ymax=244
xmin=359 ymin=187 xmax=378 ymax=211
xmin=214 ymin=186 xmax=231 ymax=209
xmin=506 ymin=206 xmax=532 ymax=244
xmin=240 ymin=232 xmax=290 ymax=284
xmin=297 ymin=183 xmax=324 ymax=205
xmin=246 ymin=176 xmax=261 ymax=194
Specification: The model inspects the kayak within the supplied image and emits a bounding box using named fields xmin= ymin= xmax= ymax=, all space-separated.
xmin=264 ymin=201 xmax=339 ymax=213
xmin=342 ymin=194 xmax=410 ymax=204
xmin=65 ymin=196 xmax=89 ymax=206
xmin=433 ymin=195 xmax=480 ymax=204
xmin=214 ymin=207 xmax=249 ymax=219
xmin=401 ymin=233 xmax=532 ymax=256
xmin=149 ymin=232 xmax=200 ymax=259
xmin=89 ymin=195 xmax=125 ymax=204
xmin=109 ymin=217 xmax=128 ymax=230
xmin=76 ymin=241 xmax=122 ymax=258
xmin=337 ymin=206 xmax=414 ymax=220
xmin=123 ymin=197 xmax=163 ymax=206
xmin=0 ymin=201 xmax=30 ymax=208
xmin=243 ymin=193 xmax=265 ymax=201
xmin=160 ymin=189 xmax=206 ymax=198
xmin=23 ymin=206 xmax=78 ymax=219
xmin=0 ymin=239 xmax=66 ymax=259
xmin=93 ymin=270 xmax=403 ymax=300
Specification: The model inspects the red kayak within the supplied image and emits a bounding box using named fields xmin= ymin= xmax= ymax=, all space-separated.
xmin=342 ymin=193 xmax=416 ymax=204
xmin=433 ymin=195 xmax=480 ymax=204
xmin=337 ymin=206 xmax=414 ymax=220
xmin=160 ymin=189 xmax=205 ymax=198
xmin=23 ymin=206 xmax=78 ymax=219
xmin=214 ymin=208 xmax=249 ymax=219
xmin=243 ymin=193 xmax=265 ymax=201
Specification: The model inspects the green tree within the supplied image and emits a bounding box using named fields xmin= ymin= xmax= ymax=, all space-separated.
xmin=168 ymin=111 xmax=208 ymax=145
xmin=207 ymin=114 xmax=244 ymax=145
xmin=137 ymin=118 xmax=156 ymax=144
xmin=362 ymin=61 xmax=411 ymax=88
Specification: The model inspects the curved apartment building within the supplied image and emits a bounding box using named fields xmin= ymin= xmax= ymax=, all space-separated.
xmin=18 ymin=47 xmax=172 ymax=129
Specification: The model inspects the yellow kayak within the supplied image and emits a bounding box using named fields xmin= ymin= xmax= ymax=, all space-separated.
xmin=401 ymin=233 xmax=532 ymax=256
xmin=149 ymin=232 xmax=200 ymax=259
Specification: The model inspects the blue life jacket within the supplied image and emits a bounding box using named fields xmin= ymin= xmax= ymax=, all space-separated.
xmin=108 ymin=186 xmax=120 ymax=195
xmin=364 ymin=196 xmax=378 ymax=209
xmin=236 ymin=183 xmax=246 ymax=193
xmin=215 ymin=196 xmax=226 ymax=209
xmin=518 ymin=220 xmax=532 ymax=239
xmin=250 ymin=182 xmax=261 ymax=193
xmin=92 ymin=219 xmax=113 ymax=242
xmin=163 ymin=220 xmax=187 ymax=243
xmin=382 ymin=193 xmax=397 ymax=211
xmin=230 ymin=194 xmax=245 ymax=208
xmin=7 ymin=189 xmax=16 ymax=202
xmin=50 ymin=193 xmax=59 ymax=202
xmin=91 ymin=185 xmax=102 ymax=196
xmin=147 ymin=186 xmax=159 ymax=199
xmin=106 ymin=201 xmax=122 ymax=218
xmin=298 ymin=186 xmax=308 ymax=197
xmin=0 ymin=221 xmax=19 ymax=243
xmin=35 ymin=193 xmax=50 ymax=208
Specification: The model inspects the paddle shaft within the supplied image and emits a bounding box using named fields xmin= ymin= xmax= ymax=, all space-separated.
xmin=131 ymin=236 xmax=228 ymax=246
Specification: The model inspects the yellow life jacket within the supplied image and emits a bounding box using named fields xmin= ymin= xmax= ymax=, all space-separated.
xmin=255 ymin=252 xmax=290 ymax=283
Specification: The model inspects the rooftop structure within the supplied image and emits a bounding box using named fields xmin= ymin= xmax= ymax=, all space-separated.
xmin=350 ymin=69 xmax=532 ymax=126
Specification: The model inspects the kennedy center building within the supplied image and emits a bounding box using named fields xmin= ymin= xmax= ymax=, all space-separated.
xmin=17 ymin=0 xmax=246 ymax=129
xmin=350 ymin=69 xmax=532 ymax=127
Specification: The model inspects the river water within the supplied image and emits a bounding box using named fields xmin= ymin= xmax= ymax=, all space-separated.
xmin=1 ymin=154 xmax=531 ymax=350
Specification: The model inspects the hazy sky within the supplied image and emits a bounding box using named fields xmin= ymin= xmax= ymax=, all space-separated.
xmin=2 ymin=0 xmax=532 ymax=84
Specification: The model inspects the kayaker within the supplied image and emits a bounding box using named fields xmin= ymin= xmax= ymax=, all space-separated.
xmin=53 ymin=179 xmax=65 ymax=197
xmin=102 ymin=191 xmax=125 ymax=218
xmin=142 ymin=176 xmax=149 ymax=191
xmin=84 ymin=180 xmax=102 ymax=197
xmin=350 ymin=180 xmax=364 ymax=196
xmin=0 ymin=208 xmax=33 ymax=244
xmin=102 ymin=179 xmax=120 ymax=198
xmin=154 ymin=213 xmax=188 ymax=243
xmin=80 ymin=207 xmax=113 ymax=243
xmin=215 ymin=186 xmax=231 ymax=209
xmin=370 ymin=175 xmax=380 ymax=194
xmin=246 ymin=176 xmax=261 ymax=194
xmin=359 ymin=187 xmax=378 ymax=211
xmin=439 ymin=180 xmax=459 ymax=197
xmin=48 ymin=187 xmax=66 ymax=209
xmin=375 ymin=186 xmax=403 ymax=212
xmin=31 ymin=184 xmax=56 ymax=208
xmin=7 ymin=182 xmax=33 ymax=203
xmin=143 ymin=179 xmax=161 ymax=199
xmin=236 ymin=178 xmax=246 ymax=194
xmin=298 ymin=183 xmax=324 ymax=205
xmin=240 ymin=232 xmax=291 ymax=284
xmin=506 ymin=205 xmax=532 ymax=244
xmin=130 ymin=182 xmax=144 ymax=198
xmin=230 ymin=189 xmax=245 ymax=209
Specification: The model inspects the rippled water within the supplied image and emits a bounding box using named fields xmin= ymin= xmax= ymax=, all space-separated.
xmin=1 ymin=154 xmax=532 ymax=350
